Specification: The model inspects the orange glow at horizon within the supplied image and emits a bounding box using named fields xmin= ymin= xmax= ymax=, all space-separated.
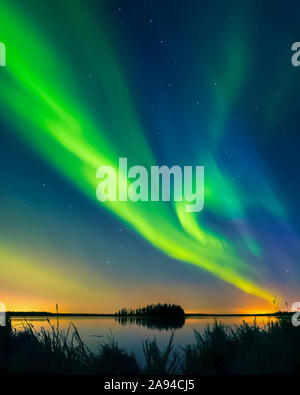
xmin=1 ymin=241 xmax=277 ymax=315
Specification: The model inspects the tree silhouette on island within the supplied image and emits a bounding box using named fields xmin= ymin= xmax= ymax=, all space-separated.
xmin=114 ymin=303 xmax=185 ymax=330
xmin=115 ymin=303 xmax=185 ymax=317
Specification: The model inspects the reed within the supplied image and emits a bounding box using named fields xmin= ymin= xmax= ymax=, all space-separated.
xmin=1 ymin=316 xmax=299 ymax=375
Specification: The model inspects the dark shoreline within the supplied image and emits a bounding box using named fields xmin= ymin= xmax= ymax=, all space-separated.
xmin=7 ymin=312 xmax=292 ymax=318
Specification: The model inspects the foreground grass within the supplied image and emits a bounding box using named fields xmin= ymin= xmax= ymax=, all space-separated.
xmin=0 ymin=317 xmax=299 ymax=375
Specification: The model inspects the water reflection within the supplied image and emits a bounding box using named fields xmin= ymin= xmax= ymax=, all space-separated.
xmin=114 ymin=316 xmax=185 ymax=331
xmin=11 ymin=315 xmax=279 ymax=362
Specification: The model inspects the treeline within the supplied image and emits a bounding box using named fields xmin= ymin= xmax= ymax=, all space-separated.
xmin=7 ymin=311 xmax=52 ymax=317
xmin=115 ymin=303 xmax=185 ymax=317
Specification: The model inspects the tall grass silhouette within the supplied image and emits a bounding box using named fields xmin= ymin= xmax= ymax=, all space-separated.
xmin=0 ymin=316 xmax=299 ymax=374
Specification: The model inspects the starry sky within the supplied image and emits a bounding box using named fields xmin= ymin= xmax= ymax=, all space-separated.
xmin=0 ymin=0 xmax=299 ymax=313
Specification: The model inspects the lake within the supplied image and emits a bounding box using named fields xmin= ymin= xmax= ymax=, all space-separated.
xmin=11 ymin=315 xmax=278 ymax=364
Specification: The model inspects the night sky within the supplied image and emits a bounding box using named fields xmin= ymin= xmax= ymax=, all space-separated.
xmin=0 ymin=0 xmax=299 ymax=313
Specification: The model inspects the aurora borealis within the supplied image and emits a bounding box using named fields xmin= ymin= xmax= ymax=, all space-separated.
xmin=0 ymin=0 xmax=299 ymax=313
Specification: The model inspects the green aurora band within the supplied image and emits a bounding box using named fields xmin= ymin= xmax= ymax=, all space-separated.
xmin=0 ymin=1 xmax=282 ymax=303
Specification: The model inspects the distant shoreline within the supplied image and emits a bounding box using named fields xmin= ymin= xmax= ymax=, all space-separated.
xmin=7 ymin=312 xmax=292 ymax=318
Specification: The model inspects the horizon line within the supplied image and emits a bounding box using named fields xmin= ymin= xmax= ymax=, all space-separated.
xmin=7 ymin=310 xmax=286 ymax=317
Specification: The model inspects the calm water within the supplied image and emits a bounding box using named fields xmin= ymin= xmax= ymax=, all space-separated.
xmin=11 ymin=316 xmax=278 ymax=363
